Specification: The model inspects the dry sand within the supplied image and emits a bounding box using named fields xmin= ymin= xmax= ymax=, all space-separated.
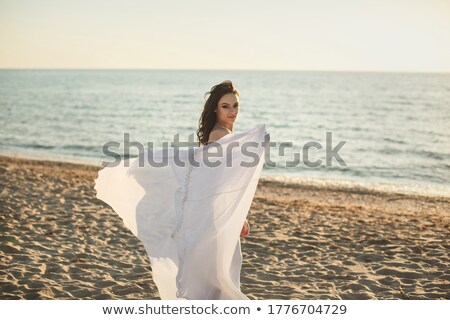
xmin=1 ymin=155 xmax=449 ymax=299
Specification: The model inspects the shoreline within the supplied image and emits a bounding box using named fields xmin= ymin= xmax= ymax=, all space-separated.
xmin=2 ymin=152 xmax=448 ymax=199
xmin=1 ymin=154 xmax=449 ymax=299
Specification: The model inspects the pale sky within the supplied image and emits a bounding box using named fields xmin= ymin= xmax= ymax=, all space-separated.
xmin=1 ymin=0 xmax=449 ymax=72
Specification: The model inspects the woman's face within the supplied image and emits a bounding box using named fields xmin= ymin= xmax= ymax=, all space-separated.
xmin=215 ymin=93 xmax=240 ymax=127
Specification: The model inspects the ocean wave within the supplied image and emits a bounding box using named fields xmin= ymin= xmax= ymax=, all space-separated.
xmin=20 ymin=143 xmax=55 ymax=150
xmin=61 ymin=145 xmax=99 ymax=152
xmin=260 ymin=174 xmax=450 ymax=198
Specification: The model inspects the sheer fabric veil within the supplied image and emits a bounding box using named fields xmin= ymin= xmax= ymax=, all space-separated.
xmin=94 ymin=124 xmax=269 ymax=299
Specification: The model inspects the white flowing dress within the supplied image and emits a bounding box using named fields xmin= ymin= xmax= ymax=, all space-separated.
xmin=94 ymin=124 xmax=269 ymax=299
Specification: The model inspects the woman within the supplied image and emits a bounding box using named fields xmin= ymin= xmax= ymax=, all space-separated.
xmin=94 ymin=80 xmax=268 ymax=299
xmin=197 ymin=80 xmax=250 ymax=237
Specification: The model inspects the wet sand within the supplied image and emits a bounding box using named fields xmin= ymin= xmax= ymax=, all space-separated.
xmin=1 ymin=155 xmax=449 ymax=299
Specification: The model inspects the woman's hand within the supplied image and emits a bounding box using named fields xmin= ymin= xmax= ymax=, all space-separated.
xmin=240 ymin=219 xmax=250 ymax=237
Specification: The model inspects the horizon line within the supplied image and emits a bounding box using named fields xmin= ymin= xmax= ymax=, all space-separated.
xmin=0 ymin=67 xmax=449 ymax=75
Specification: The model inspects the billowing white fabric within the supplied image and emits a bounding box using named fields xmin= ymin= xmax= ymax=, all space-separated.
xmin=94 ymin=124 xmax=269 ymax=300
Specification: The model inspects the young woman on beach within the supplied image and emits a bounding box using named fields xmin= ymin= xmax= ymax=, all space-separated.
xmin=95 ymin=80 xmax=268 ymax=300
xmin=197 ymin=80 xmax=250 ymax=237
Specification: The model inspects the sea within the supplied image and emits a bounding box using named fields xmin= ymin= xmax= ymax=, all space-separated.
xmin=0 ymin=69 xmax=449 ymax=197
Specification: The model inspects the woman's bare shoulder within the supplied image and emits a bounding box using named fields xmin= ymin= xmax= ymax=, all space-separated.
xmin=208 ymin=127 xmax=230 ymax=144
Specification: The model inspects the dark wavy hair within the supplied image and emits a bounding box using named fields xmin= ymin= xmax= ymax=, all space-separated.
xmin=197 ymin=80 xmax=240 ymax=146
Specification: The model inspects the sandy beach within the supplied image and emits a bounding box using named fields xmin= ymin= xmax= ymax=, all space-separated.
xmin=0 ymin=155 xmax=449 ymax=300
